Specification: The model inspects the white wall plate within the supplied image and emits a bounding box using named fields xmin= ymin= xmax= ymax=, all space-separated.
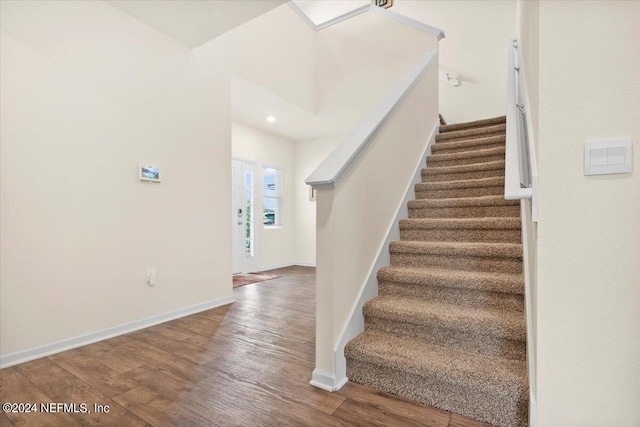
xmin=584 ymin=138 xmax=632 ymax=176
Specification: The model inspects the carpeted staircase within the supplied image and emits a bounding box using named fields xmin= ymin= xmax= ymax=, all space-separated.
xmin=345 ymin=116 xmax=529 ymax=427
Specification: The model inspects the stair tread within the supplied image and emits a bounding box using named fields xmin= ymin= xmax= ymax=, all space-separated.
xmin=346 ymin=330 xmax=528 ymax=395
xmin=364 ymin=295 xmax=526 ymax=341
xmin=378 ymin=266 xmax=524 ymax=294
xmin=416 ymin=176 xmax=504 ymax=190
xmin=423 ymin=160 xmax=505 ymax=175
xmin=389 ymin=240 xmax=522 ymax=259
xmin=400 ymin=217 xmax=520 ymax=230
xmin=428 ymin=146 xmax=505 ymax=162
xmin=431 ymin=135 xmax=505 ymax=152
xmin=439 ymin=116 xmax=506 ymax=133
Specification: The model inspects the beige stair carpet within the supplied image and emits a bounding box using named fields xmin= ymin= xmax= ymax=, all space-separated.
xmin=345 ymin=115 xmax=529 ymax=427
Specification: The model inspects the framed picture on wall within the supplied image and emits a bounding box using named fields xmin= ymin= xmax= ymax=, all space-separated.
xmin=139 ymin=165 xmax=161 ymax=183
xmin=372 ymin=0 xmax=392 ymax=9
xmin=309 ymin=186 xmax=316 ymax=202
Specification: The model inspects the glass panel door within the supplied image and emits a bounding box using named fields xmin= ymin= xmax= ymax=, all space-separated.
xmin=244 ymin=169 xmax=254 ymax=258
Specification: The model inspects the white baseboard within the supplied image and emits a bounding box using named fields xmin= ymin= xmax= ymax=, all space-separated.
xmin=260 ymin=261 xmax=316 ymax=271
xmin=259 ymin=262 xmax=295 ymax=271
xmin=294 ymin=261 xmax=316 ymax=267
xmin=309 ymin=368 xmax=348 ymax=392
xmin=331 ymin=124 xmax=439 ymax=389
xmin=0 ymin=295 xmax=235 ymax=369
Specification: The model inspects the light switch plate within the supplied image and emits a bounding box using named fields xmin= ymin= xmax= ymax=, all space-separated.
xmin=584 ymin=138 xmax=632 ymax=176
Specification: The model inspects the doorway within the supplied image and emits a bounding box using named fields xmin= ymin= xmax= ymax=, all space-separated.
xmin=232 ymin=158 xmax=259 ymax=274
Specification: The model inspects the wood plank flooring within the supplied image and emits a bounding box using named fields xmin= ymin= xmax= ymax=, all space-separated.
xmin=0 ymin=266 xmax=494 ymax=427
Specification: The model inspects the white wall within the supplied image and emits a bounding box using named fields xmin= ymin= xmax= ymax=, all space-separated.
xmin=232 ymin=122 xmax=296 ymax=270
xmin=0 ymin=1 xmax=232 ymax=357
xmin=315 ymin=10 xmax=436 ymax=120
xmin=536 ymin=2 xmax=640 ymax=425
xmin=215 ymin=4 xmax=316 ymax=114
xmin=517 ymin=0 xmax=539 ymax=148
xmin=393 ymin=0 xmax=517 ymax=124
xmin=293 ymin=134 xmax=345 ymax=265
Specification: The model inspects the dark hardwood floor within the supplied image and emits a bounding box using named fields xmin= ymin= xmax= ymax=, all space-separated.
xmin=0 ymin=266 xmax=493 ymax=427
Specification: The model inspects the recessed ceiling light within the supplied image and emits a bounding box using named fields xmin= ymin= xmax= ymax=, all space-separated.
xmin=266 ymin=116 xmax=276 ymax=123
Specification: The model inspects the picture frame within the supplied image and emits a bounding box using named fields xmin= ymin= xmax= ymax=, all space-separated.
xmin=372 ymin=0 xmax=392 ymax=9
xmin=139 ymin=165 xmax=161 ymax=183
xmin=309 ymin=185 xmax=316 ymax=202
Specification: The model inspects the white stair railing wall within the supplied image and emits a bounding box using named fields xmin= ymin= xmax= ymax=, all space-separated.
xmin=306 ymin=49 xmax=440 ymax=392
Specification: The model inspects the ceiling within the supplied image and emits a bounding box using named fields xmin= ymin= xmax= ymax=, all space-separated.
xmin=106 ymin=0 xmax=286 ymax=48
xmin=105 ymin=0 xmax=373 ymax=141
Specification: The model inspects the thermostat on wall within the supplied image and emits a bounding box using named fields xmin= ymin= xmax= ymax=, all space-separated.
xmin=584 ymin=138 xmax=632 ymax=176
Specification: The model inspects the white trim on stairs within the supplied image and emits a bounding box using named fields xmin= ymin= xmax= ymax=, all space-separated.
xmin=330 ymin=124 xmax=439 ymax=390
xmin=520 ymin=198 xmax=538 ymax=427
xmin=0 ymin=295 xmax=235 ymax=369
xmin=310 ymin=369 xmax=349 ymax=392
xmin=530 ymin=395 xmax=537 ymax=427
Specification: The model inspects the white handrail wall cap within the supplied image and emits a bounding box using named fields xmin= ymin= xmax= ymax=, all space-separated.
xmin=504 ymin=187 xmax=532 ymax=200
xmin=306 ymin=50 xmax=438 ymax=189
xmin=287 ymin=0 xmax=318 ymax=31
xmin=287 ymin=0 xmax=446 ymax=39
xmin=368 ymin=4 xmax=445 ymax=40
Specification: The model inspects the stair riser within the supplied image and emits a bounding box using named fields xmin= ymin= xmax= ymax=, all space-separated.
xmin=422 ymin=168 xmax=504 ymax=182
xmin=435 ymin=134 xmax=504 ymax=144
xmin=363 ymin=299 xmax=526 ymax=342
xmin=390 ymin=253 xmax=523 ymax=274
xmin=346 ymin=360 xmax=528 ymax=427
xmin=364 ymin=317 xmax=526 ymax=360
xmin=379 ymin=282 xmax=524 ymax=311
xmin=436 ymin=132 xmax=505 ymax=144
xmin=428 ymin=154 xmax=505 ymax=167
xmin=400 ymin=228 xmax=521 ymax=243
xmin=436 ymin=125 xmax=507 ymax=142
xmin=431 ymin=142 xmax=504 ymax=154
xmin=409 ymin=205 xmax=520 ymax=218
xmin=416 ymin=186 xmax=503 ymax=199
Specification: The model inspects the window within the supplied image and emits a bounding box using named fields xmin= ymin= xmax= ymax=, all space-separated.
xmin=263 ymin=167 xmax=283 ymax=227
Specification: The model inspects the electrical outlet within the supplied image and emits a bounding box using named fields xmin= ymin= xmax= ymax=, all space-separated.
xmin=146 ymin=267 xmax=156 ymax=286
